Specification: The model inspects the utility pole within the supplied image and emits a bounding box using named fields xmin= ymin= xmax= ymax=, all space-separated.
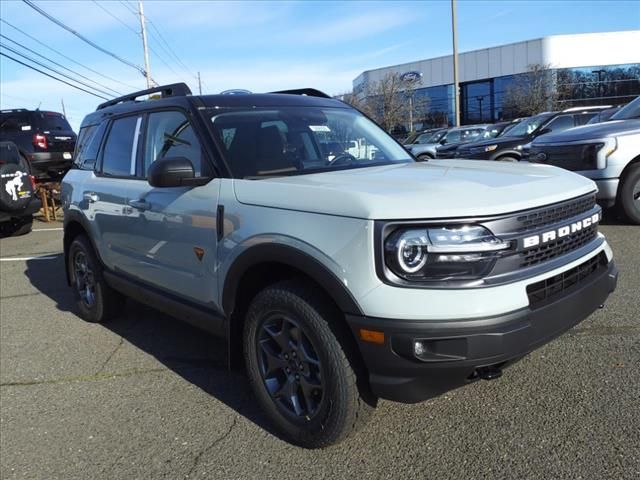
xmin=451 ymin=0 xmax=460 ymax=127
xmin=138 ymin=0 xmax=152 ymax=89
xmin=198 ymin=72 xmax=202 ymax=95
xmin=60 ymin=98 xmax=67 ymax=118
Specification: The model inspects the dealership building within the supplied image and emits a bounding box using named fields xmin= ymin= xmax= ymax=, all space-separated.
xmin=352 ymin=30 xmax=640 ymax=127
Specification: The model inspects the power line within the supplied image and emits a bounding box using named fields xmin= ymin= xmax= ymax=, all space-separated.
xmin=1 ymin=34 xmax=122 ymax=96
xmin=0 ymin=42 xmax=115 ymax=99
xmin=118 ymin=0 xmax=138 ymax=16
xmin=0 ymin=52 xmax=109 ymax=100
xmin=0 ymin=18 xmax=138 ymax=91
xmin=90 ymin=0 xmax=139 ymax=36
xmin=22 ymin=0 xmax=147 ymax=77
xmin=146 ymin=19 xmax=197 ymax=80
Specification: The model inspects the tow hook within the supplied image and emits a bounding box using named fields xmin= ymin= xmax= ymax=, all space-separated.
xmin=476 ymin=366 xmax=503 ymax=381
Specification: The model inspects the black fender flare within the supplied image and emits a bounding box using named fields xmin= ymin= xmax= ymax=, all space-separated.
xmin=221 ymin=243 xmax=364 ymax=317
xmin=63 ymin=210 xmax=104 ymax=284
xmin=490 ymin=150 xmax=522 ymax=161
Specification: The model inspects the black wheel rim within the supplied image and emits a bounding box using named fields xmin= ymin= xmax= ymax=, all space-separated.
xmin=256 ymin=313 xmax=325 ymax=420
xmin=73 ymin=251 xmax=96 ymax=308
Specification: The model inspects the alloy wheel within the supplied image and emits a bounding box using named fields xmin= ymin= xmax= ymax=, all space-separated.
xmin=256 ymin=313 xmax=325 ymax=420
xmin=73 ymin=251 xmax=96 ymax=308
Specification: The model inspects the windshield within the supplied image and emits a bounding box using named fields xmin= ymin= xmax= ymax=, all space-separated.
xmin=501 ymin=114 xmax=552 ymax=137
xmin=209 ymin=107 xmax=413 ymax=178
xmin=610 ymin=96 xmax=640 ymax=120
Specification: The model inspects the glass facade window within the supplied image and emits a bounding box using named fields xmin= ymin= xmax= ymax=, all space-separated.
xmin=461 ymin=80 xmax=493 ymax=124
xmin=556 ymin=63 xmax=640 ymax=107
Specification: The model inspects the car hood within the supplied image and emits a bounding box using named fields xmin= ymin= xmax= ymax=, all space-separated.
xmin=233 ymin=160 xmax=596 ymax=220
xmin=533 ymin=119 xmax=640 ymax=144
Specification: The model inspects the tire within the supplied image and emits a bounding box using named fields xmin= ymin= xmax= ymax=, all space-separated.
xmin=10 ymin=215 xmax=33 ymax=237
xmin=68 ymin=235 xmax=123 ymax=323
xmin=243 ymin=280 xmax=375 ymax=448
xmin=497 ymin=156 xmax=519 ymax=162
xmin=618 ymin=164 xmax=640 ymax=225
xmin=417 ymin=154 xmax=432 ymax=161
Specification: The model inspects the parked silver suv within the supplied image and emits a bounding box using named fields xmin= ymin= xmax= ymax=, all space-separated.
xmin=62 ymin=83 xmax=618 ymax=448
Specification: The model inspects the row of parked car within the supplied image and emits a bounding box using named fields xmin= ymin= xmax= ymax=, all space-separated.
xmin=403 ymin=97 xmax=640 ymax=224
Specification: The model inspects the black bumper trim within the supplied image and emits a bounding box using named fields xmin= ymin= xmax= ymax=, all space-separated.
xmin=347 ymin=259 xmax=618 ymax=403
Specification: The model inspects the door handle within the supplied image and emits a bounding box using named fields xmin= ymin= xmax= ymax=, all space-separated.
xmin=128 ymin=199 xmax=150 ymax=211
xmin=83 ymin=192 xmax=99 ymax=203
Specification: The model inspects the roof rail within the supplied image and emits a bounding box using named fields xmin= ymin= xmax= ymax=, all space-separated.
xmin=269 ymin=88 xmax=331 ymax=99
xmin=0 ymin=108 xmax=28 ymax=113
xmin=562 ymin=105 xmax=612 ymax=112
xmin=96 ymin=82 xmax=192 ymax=110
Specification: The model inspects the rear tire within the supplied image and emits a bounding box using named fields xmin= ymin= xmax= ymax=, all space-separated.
xmin=68 ymin=235 xmax=123 ymax=323
xmin=618 ymin=164 xmax=640 ymax=225
xmin=11 ymin=215 xmax=33 ymax=236
xmin=243 ymin=280 xmax=375 ymax=448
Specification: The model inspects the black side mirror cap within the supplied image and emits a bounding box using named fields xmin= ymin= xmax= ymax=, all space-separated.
xmin=148 ymin=157 xmax=195 ymax=187
xmin=536 ymin=127 xmax=551 ymax=136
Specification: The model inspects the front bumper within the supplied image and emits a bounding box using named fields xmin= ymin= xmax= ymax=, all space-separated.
xmin=348 ymin=257 xmax=618 ymax=403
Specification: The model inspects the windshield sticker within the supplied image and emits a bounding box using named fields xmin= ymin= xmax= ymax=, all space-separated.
xmin=21 ymin=125 xmax=32 ymax=131
xmin=309 ymin=125 xmax=331 ymax=132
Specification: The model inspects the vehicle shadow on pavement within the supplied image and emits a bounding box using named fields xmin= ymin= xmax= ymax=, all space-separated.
xmin=25 ymin=255 xmax=276 ymax=439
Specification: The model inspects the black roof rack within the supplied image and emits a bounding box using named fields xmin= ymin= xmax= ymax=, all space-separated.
xmin=269 ymin=88 xmax=331 ymax=99
xmin=96 ymin=82 xmax=192 ymax=110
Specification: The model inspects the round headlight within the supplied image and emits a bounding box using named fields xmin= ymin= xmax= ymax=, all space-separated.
xmin=397 ymin=232 xmax=428 ymax=273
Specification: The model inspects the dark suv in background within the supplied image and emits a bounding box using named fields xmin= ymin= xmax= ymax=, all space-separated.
xmin=455 ymin=107 xmax=610 ymax=162
xmin=0 ymin=109 xmax=77 ymax=180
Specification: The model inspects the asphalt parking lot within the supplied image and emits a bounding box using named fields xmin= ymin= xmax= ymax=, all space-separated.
xmin=0 ymin=219 xmax=638 ymax=480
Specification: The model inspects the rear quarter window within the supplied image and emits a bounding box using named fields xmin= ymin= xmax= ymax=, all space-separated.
xmin=74 ymin=122 xmax=107 ymax=170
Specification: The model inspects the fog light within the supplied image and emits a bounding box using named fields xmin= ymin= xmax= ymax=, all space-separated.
xmin=414 ymin=341 xmax=427 ymax=357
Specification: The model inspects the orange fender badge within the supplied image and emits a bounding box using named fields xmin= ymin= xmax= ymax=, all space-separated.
xmin=193 ymin=247 xmax=205 ymax=261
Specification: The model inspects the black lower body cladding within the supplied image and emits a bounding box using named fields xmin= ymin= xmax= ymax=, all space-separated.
xmin=347 ymin=257 xmax=618 ymax=403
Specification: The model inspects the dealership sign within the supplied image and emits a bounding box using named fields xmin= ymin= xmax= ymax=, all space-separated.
xmin=400 ymin=71 xmax=423 ymax=82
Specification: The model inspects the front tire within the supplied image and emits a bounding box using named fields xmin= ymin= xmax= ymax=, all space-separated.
xmin=68 ymin=235 xmax=123 ymax=323
xmin=243 ymin=281 xmax=374 ymax=448
xmin=497 ymin=156 xmax=519 ymax=162
xmin=417 ymin=154 xmax=432 ymax=161
xmin=618 ymin=164 xmax=640 ymax=225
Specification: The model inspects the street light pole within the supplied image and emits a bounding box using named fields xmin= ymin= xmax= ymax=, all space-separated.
xmin=451 ymin=0 xmax=460 ymax=127
xmin=477 ymin=95 xmax=484 ymax=122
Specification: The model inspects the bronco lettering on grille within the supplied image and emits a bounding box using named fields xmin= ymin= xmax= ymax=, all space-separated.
xmin=522 ymin=213 xmax=600 ymax=249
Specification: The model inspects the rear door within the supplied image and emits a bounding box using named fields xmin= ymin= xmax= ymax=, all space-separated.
xmin=119 ymin=109 xmax=221 ymax=308
xmin=79 ymin=114 xmax=143 ymax=270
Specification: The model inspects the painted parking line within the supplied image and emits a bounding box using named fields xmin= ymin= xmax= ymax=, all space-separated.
xmin=0 ymin=256 xmax=59 ymax=262
xmin=32 ymin=228 xmax=64 ymax=232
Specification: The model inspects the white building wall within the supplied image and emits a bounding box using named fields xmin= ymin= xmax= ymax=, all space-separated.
xmin=354 ymin=30 xmax=640 ymax=92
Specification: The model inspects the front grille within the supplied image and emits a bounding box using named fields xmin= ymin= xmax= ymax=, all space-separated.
xmin=515 ymin=194 xmax=596 ymax=233
xmin=526 ymin=252 xmax=606 ymax=307
xmin=529 ymin=143 xmax=603 ymax=171
xmin=520 ymin=224 xmax=598 ymax=268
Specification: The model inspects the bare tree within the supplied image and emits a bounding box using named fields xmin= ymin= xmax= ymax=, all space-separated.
xmin=502 ymin=64 xmax=558 ymax=118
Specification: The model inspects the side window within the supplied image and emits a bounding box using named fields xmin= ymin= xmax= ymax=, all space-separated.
xmin=0 ymin=113 xmax=31 ymax=132
xmin=74 ymin=122 xmax=107 ymax=170
xmin=143 ymin=111 xmax=205 ymax=176
xmin=575 ymin=113 xmax=596 ymax=126
xmin=545 ymin=115 xmax=575 ymax=133
xmin=101 ymin=116 xmax=141 ymax=177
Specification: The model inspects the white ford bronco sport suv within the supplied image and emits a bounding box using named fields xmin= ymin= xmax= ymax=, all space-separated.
xmin=62 ymin=83 xmax=618 ymax=448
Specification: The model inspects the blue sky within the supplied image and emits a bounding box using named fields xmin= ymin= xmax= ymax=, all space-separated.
xmin=1 ymin=0 xmax=639 ymax=130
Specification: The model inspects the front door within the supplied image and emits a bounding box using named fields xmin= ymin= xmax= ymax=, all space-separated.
xmin=120 ymin=110 xmax=221 ymax=309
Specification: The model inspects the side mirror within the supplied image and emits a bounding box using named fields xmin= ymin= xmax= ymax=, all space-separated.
xmin=536 ymin=127 xmax=551 ymax=136
xmin=148 ymin=157 xmax=195 ymax=187
xmin=439 ymin=138 xmax=447 ymax=145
